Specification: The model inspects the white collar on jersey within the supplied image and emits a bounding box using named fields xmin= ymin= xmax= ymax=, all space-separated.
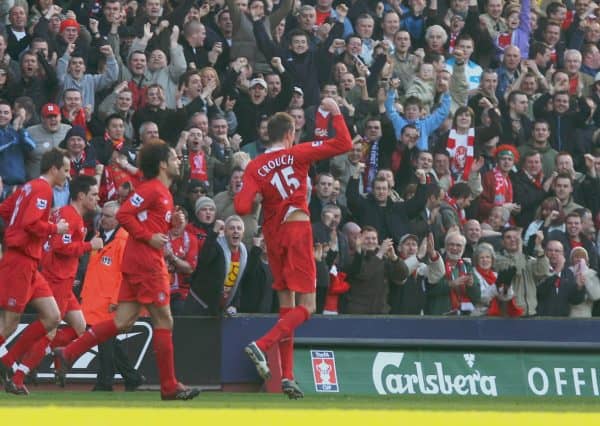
xmin=265 ymin=145 xmax=285 ymax=153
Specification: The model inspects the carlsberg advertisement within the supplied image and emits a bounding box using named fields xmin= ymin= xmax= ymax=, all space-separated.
xmin=296 ymin=349 xmax=600 ymax=397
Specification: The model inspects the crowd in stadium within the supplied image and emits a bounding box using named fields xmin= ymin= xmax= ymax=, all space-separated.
xmin=1 ymin=0 xmax=600 ymax=320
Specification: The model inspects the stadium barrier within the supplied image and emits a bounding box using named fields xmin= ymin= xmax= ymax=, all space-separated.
xmin=7 ymin=315 xmax=600 ymax=397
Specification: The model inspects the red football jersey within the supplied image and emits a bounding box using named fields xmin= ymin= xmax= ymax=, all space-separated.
xmin=234 ymin=114 xmax=352 ymax=229
xmin=117 ymin=178 xmax=174 ymax=276
xmin=0 ymin=178 xmax=57 ymax=260
xmin=41 ymin=204 xmax=91 ymax=282
xmin=167 ymin=229 xmax=199 ymax=298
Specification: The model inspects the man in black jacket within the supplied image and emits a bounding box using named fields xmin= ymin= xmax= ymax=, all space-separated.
xmin=533 ymin=91 xmax=591 ymax=153
xmin=513 ymin=151 xmax=548 ymax=228
xmin=185 ymin=215 xmax=248 ymax=316
xmin=548 ymin=212 xmax=599 ymax=271
xmin=347 ymin=170 xmax=427 ymax=243
xmin=537 ymin=240 xmax=586 ymax=316
xmin=312 ymin=204 xmax=352 ymax=312
xmin=233 ymin=59 xmax=293 ymax=142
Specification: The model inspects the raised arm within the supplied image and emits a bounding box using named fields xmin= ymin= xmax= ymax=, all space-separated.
xmin=234 ymin=169 xmax=261 ymax=216
xmin=292 ymin=99 xmax=353 ymax=163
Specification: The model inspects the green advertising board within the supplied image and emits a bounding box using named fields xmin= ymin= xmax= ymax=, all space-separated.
xmin=295 ymin=349 xmax=600 ymax=397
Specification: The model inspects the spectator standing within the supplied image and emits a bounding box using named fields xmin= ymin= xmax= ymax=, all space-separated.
xmin=537 ymin=239 xmax=586 ymax=316
xmin=0 ymin=102 xmax=36 ymax=196
xmin=25 ymin=103 xmax=71 ymax=179
xmin=425 ymin=231 xmax=480 ymax=315
xmin=79 ymin=201 xmax=145 ymax=392
xmin=343 ymin=226 xmax=408 ymax=314
xmin=568 ymin=247 xmax=600 ymax=318
xmin=495 ymin=228 xmax=551 ymax=316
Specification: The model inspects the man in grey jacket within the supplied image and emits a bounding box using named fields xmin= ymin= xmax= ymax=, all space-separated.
xmin=56 ymin=43 xmax=119 ymax=112
xmin=494 ymin=227 xmax=551 ymax=316
xmin=25 ymin=103 xmax=71 ymax=179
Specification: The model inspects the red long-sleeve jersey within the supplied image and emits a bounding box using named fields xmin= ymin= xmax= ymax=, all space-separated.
xmin=117 ymin=178 xmax=174 ymax=276
xmin=0 ymin=178 xmax=57 ymax=260
xmin=234 ymin=114 xmax=352 ymax=229
xmin=40 ymin=204 xmax=91 ymax=282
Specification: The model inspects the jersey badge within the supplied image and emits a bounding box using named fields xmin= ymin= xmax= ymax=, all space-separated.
xmin=36 ymin=198 xmax=48 ymax=210
xmin=130 ymin=193 xmax=144 ymax=207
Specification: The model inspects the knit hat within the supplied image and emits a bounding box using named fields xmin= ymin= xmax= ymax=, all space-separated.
xmin=60 ymin=125 xmax=87 ymax=147
xmin=60 ymin=18 xmax=81 ymax=33
xmin=195 ymin=196 xmax=216 ymax=214
xmin=570 ymin=246 xmax=589 ymax=263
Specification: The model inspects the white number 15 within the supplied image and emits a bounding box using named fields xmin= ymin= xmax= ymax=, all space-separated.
xmin=270 ymin=166 xmax=300 ymax=199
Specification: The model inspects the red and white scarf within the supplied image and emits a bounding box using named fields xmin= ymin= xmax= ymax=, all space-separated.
xmin=446 ymin=196 xmax=466 ymax=225
xmin=189 ymin=151 xmax=208 ymax=182
xmin=447 ymin=128 xmax=475 ymax=181
xmin=446 ymin=258 xmax=471 ymax=311
xmin=492 ymin=167 xmax=512 ymax=205
xmin=314 ymin=107 xmax=330 ymax=139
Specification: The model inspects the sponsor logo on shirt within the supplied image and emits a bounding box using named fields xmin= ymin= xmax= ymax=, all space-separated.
xmin=130 ymin=193 xmax=144 ymax=207
xmin=62 ymin=234 xmax=72 ymax=244
xmin=36 ymin=198 xmax=48 ymax=210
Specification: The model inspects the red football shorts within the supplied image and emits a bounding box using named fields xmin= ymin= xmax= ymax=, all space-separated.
xmin=119 ymin=271 xmax=170 ymax=307
xmin=266 ymin=221 xmax=316 ymax=293
xmin=47 ymin=279 xmax=81 ymax=318
xmin=0 ymin=250 xmax=53 ymax=313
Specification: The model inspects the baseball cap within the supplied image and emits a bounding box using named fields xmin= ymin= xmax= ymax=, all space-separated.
xmin=249 ymin=78 xmax=267 ymax=89
xmin=399 ymin=234 xmax=419 ymax=245
xmin=41 ymin=103 xmax=60 ymax=118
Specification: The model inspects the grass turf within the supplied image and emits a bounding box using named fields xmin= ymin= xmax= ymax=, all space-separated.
xmin=0 ymin=391 xmax=600 ymax=412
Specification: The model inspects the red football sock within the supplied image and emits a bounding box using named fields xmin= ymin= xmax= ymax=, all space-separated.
xmin=257 ymin=305 xmax=310 ymax=352
xmin=0 ymin=335 xmax=5 ymax=346
xmin=12 ymin=336 xmax=51 ymax=386
xmin=153 ymin=328 xmax=178 ymax=395
xmin=278 ymin=308 xmax=295 ymax=380
xmin=1 ymin=320 xmax=47 ymax=368
xmin=51 ymin=326 xmax=78 ymax=348
xmin=63 ymin=320 xmax=118 ymax=362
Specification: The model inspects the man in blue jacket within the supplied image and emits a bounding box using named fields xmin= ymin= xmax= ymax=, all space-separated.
xmin=0 ymin=100 xmax=36 ymax=199
xmin=385 ymin=78 xmax=450 ymax=151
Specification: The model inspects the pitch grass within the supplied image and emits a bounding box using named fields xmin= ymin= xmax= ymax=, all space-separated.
xmin=0 ymin=391 xmax=599 ymax=411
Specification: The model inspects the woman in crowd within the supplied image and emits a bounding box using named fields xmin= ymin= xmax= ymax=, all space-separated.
xmin=472 ymin=243 xmax=521 ymax=317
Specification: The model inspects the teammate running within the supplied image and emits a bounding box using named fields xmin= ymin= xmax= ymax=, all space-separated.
xmin=54 ymin=140 xmax=200 ymax=400
xmin=0 ymin=149 xmax=70 ymax=384
xmin=4 ymin=175 xmax=104 ymax=394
